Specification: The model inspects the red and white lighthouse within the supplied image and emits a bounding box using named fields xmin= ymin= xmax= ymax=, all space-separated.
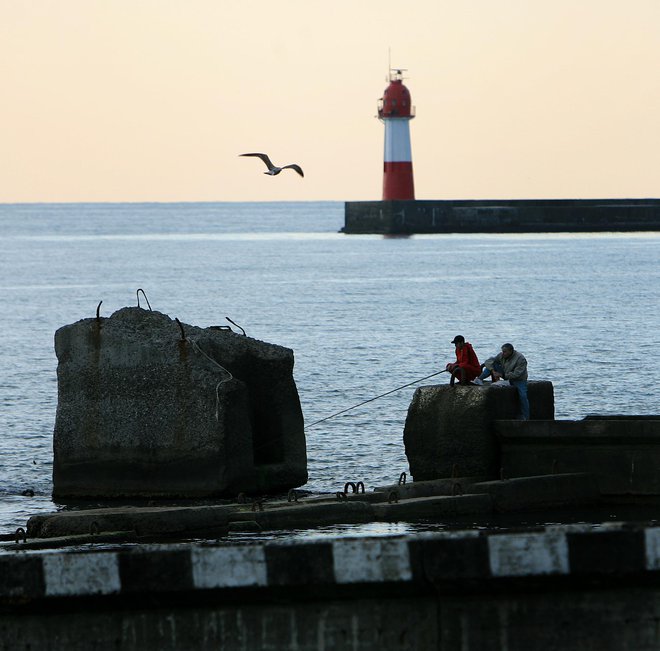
xmin=378 ymin=69 xmax=415 ymax=200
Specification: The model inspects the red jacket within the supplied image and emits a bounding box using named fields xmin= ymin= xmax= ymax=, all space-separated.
xmin=452 ymin=342 xmax=481 ymax=379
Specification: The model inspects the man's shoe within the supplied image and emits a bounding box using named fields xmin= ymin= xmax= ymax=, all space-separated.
xmin=471 ymin=378 xmax=484 ymax=385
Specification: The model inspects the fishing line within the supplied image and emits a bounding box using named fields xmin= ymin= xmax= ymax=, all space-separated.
xmin=306 ymin=369 xmax=449 ymax=429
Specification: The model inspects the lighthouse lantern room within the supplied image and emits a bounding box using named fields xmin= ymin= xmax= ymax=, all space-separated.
xmin=378 ymin=69 xmax=415 ymax=201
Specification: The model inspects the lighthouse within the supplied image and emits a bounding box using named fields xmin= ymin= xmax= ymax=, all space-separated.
xmin=378 ymin=69 xmax=415 ymax=200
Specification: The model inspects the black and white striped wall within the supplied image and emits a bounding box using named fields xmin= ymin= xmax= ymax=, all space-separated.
xmin=2 ymin=522 xmax=660 ymax=604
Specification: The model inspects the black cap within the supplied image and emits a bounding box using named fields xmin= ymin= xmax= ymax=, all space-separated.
xmin=451 ymin=335 xmax=465 ymax=344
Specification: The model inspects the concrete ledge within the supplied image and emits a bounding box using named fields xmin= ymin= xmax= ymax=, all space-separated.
xmin=15 ymin=472 xmax=602 ymax=545
xmin=3 ymin=523 xmax=660 ymax=604
xmin=470 ymin=473 xmax=601 ymax=512
xmin=27 ymin=505 xmax=232 ymax=539
xmin=497 ymin=418 xmax=660 ymax=495
xmin=229 ymin=501 xmax=376 ymax=529
xmin=372 ymin=494 xmax=493 ymax=521
xmin=374 ymin=476 xmax=489 ymax=499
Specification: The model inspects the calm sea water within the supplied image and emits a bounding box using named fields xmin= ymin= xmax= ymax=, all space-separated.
xmin=1 ymin=202 xmax=659 ymax=534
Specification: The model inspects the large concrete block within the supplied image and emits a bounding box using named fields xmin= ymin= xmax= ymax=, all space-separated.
xmin=403 ymin=382 xmax=554 ymax=481
xmin=53 ymin=307 xmax=307 ymax=498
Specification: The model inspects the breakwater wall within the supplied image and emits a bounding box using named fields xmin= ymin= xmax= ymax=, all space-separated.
xmin=4 ymin=523 xmax=660 ymax=650
xmin=343 ymin=198 xmax=660 ymax=234
xmin=498 ymin=415 xmax=660 ymax=496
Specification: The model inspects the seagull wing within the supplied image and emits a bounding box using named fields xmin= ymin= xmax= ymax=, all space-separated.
xmin=282 ymin=164 xmax=304 ymax=178
xmin=239 ymin=152 xmax=275 ymax=171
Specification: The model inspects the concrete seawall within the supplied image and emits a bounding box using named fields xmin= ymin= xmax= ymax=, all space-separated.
xmin=497 ymin=416 xmax=660 ymax=495
xmin=344 ymin=198 xmax=660 ymax=234
xmin=3 ymin=523 xmax=660 ymax=650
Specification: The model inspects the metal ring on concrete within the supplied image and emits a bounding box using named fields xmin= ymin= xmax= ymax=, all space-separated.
xmin=398 ymin=472 xmax=407 ymax=485
xmin=344 ymin=482 xmax=357 ymax=494
xmin=14 ymin=527 xmax=26 ymax=544
xmin=388 ymin=490 xmax=399 ymax=503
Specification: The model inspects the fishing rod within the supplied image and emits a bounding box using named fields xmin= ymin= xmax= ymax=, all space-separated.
xmin=306 ymin=369 xmax=449 ymax=429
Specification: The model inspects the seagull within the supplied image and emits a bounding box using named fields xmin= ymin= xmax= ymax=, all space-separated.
xmin=239 ymin=153 xmax=304 ymax=178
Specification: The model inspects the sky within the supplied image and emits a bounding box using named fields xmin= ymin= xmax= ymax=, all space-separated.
xmin=1 ymin=0 xmax=659 ymax=203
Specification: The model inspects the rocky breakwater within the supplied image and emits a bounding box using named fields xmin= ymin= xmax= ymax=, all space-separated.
xmin=53 ymin=307 xmax=307 ymax=499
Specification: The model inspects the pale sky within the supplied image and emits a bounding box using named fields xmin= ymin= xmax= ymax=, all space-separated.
xmin=1 ymin=0 xmax=659 ymax=202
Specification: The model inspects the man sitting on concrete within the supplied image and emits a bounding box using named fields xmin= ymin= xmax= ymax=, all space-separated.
xmin=473 ymin=343 xmax=530 ymax=420
xmin=446 ymin=335 xmax=482 ymax=385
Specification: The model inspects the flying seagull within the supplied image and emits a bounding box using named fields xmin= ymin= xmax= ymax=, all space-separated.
xmin=239 ymin=153 xmax=304 ymax=178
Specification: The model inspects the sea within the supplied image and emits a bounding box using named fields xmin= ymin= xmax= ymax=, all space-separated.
xmin=0 ymin=202 xmax=659 ymax=537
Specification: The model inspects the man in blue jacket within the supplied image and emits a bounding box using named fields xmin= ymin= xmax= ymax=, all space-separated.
xmin=473 ymin=343 xmax=529 ymax=420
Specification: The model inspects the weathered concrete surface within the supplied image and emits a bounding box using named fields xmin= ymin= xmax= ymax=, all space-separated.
xmin=27 ymin=504 xmax=232 ymax=539
xmin=53 ymin=307 xmax=307 ymax=499
xmin=498 ymin=417 xmax=660 ymax=496
xmin=470 ymin=473 xmax=600 ymax=512
xmin=3 ymin=524 xmax=660 ymax=650
xmin=403 ymin=381 xmax=554 ymax=481
xmin=374 ymin=476 xmax=489 ymax=499
xmin=372 ymin=493 xmax=493 ymax=521
xmin=229 ymin=500 xmax=376 ymax=530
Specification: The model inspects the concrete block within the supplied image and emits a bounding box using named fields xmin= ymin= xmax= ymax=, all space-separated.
xmin=53 ymin=307 xmax=307 ymax=499
xmin=403 ymin=382 xmax=554 ymax=481
xmin=27 ymin=504 xmax=232 ymax=539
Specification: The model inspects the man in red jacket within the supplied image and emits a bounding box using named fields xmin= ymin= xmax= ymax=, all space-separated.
xmin=446 ymin=335 xmax=481 ymax=385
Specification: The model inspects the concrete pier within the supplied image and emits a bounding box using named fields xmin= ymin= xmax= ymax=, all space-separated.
xmin=344 ymin=198 xmax=660 ymax=234
xmin=3 ymin=523 xmax=660 ymax=650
